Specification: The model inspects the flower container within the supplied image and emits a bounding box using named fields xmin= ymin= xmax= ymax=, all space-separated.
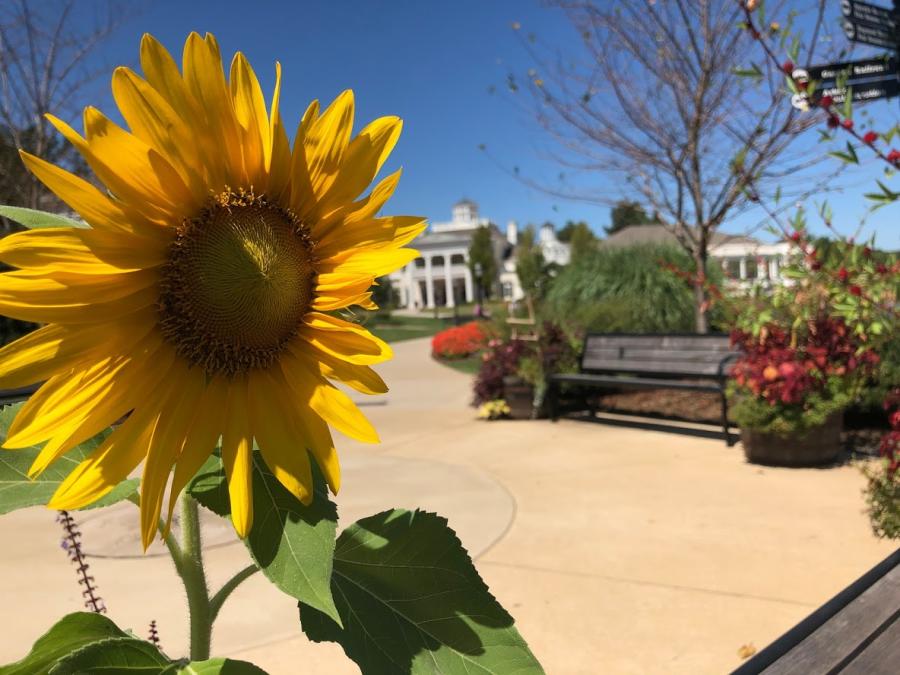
xmin=740 ymin=413 xmax=843 ymax=467
xmin=503 ymin=376 xmax=535 ymax=420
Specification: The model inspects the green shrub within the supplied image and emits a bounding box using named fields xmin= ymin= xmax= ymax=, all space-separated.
xmin=863 ymin=460 xmax=900 ymax=539
xmin=543 ymin=244 xmax=722 ymax=333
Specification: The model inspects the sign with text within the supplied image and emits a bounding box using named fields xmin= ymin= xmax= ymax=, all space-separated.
xmin=793 ymin=56 xmax=896 ymax=83
xmin=843 ymin=18 xmax=897 ymax=49
xmin=791 ymin=77 xmax=900 ymax=109
xmin=841 ymin=0 xmax=897 ymax=30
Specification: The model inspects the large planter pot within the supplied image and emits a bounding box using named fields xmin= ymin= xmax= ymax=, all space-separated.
xmin=741 ymin=413 xmax=843 ymax=467
xmin=503 ymin=376 xmax=535 ymax=420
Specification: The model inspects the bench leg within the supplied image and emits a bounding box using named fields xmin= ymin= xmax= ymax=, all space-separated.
xmin=547 ymin=381 xmax=559 ymax=422
xmin=721 ymin=391 xmax=732 ymax=447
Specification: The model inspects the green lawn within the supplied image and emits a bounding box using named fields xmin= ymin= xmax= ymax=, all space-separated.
xmin=433 ymin=354 xmax=482 ymax=375
xmin=366 ymin=315 xmax=458 ymax=343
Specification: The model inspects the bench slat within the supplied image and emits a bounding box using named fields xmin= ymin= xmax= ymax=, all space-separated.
xmin=581 ymin=359 xmax=725 ymax=376
xmin=585 ymin=334 xmax=731 ymax=351
xmin=548 ymin=373 xmax=722 ymax=392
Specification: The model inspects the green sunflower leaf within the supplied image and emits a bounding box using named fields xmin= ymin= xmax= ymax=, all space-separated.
xmin=0 ymin=403 xmax=137 ymax=515
xmin=48 ymin=637 xmax=170 ymax=674
xmin=300 ymin=509 xmax=545 ymax=675
xmin=0 ymin=612 xmax=130 ymax=675
xmin=174 ymin=658 xmax=270 ymax=674
xmin=0 ymin=205 xmax=86 ymax=229
xmin=187 ymin=450 xmax=341 ymax=626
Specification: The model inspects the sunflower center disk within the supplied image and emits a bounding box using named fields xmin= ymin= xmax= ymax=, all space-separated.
xmin=159 ymin=193 xmax=315 ymax=376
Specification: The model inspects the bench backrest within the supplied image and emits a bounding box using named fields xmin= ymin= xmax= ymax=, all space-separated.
xmin=580 ymin=333 xmax=736 ymax=379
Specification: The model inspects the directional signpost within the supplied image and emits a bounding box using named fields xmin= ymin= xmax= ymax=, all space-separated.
xmin=790 ymin=0 xmax=900 ymax=110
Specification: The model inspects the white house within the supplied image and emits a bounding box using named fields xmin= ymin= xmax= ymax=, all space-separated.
xmin=388 ymin=200 xmax=572 ymax=308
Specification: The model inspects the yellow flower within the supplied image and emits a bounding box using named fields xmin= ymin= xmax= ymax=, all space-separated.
xmin=0 ymin=33 xmax=425 ymax=549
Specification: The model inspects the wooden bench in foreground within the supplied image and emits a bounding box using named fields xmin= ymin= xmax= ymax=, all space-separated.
xmin=733 ymin=548 xmax=900 ymax=674
xmin=545 ymin=333 xmax=738 ymax=445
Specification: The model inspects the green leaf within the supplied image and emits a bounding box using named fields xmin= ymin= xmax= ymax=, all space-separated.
xmin=0 ymin=403 xmax=136 ymax=515
xmin=175 ymin=658 xmax=269 ymax=674
xmin=0 ymin=205 xmax=85 ymax=229
xmin=731 ymin=64 xmax=763 ymax=79
xmin=48 ymin=637 xmax=170 ymax=674
xmin=0 ymin=612 xmax=130 ymax=675
xmin=301 ymin=509 xmax=544 ymax=675
xmin=188 ymin=451 xmax=340 ymax=624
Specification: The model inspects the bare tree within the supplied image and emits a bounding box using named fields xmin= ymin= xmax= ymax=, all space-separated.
xmin=511 ymin=0 xmax=832 ymax=332
xmin=0 ymin=0 xmax=128 ymax=214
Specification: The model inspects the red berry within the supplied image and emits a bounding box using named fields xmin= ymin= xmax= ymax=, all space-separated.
xmin=782 ymin=60 xmax=794 ymax=74
xmin=864 ymin=131 xmax=878 ymax=144
xmin=838 ymin=267 xmax=849 ymax=282
xmin=850 ymin=285 xmax=862 ymax=297
xmin=820 ymin=95 xmax=834 ymax=108
xmin=842 ymin=119 xmax=854 ymax=130
xmin=790 ymin=231 xmax=802 ymax=242
xmin=888 ymin=149 xmax=900 ymax=164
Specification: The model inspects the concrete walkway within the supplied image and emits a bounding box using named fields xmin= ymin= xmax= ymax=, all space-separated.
xmin=0 ymin=337 xmax=894 ymax=674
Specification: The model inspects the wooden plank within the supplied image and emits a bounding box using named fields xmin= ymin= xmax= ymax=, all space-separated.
xmin=549 ymin=373 xmax=721 ymax=391
xmin=586 ymin=334 xmax=731 ymax=351
xmin=839 ymin=609 xmax=900 ymax=674
xmin=760 ymin=564 xmax=900 ymax=674
xmin=580 ymin=358 xmax=724 ymax=376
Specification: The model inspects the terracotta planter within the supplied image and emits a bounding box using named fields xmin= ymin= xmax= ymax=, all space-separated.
xmin=503 ymin=376 xmax=535 ymax=420
xmin=740 ymin=413 xmax=843 ymax=467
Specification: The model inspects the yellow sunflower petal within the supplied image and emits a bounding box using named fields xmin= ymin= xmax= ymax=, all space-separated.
xmin=182 ymin=32 xmax=244 ymax=187
xmin=18 ymin=151 xmax=164 ymax=238
xmin=222 ymin=377 xmax=254 ymax=537
xmin=299 ymin=312 xmax=392 ymax=365
xmin=321 ymin=116 xmax=402 ymax=209
xmin=164 ymin=377 xmax=228 ymax=534
xmin=281 ymin=350 xmax=378 ymax=444
xmin=288 ymin=100 xmax=320 ymax=218
xmin=267 ymin=62 xmax=292 ymax=200
xmin=26 ymin=341 xmax=175 ymax=477
xmin=139 ymin=366 xmax=205 ymax=550
xmin=47 ymin=400 xmax=163 ymax=510
xmin=248 ymin=369 xmax=313 ymax=504
xmin=318 ymin=247 xmax=418 ymax=277
xmin=111 ymin=66 xmax=206 ymax=199
xmin=296 ymin=344 xmax=387 ymax=395
xmin=0 ymin=227 xmax=167 ymax=274
xmin=315 ymin=215 xmax=426 ymax=260
xmin=313 ymin=169 xmax=402 ymax=240
xmin=0 ymin=309 xmax=155 ymax=389
xmin=305 ymin=90 xmax=354 ymax=199
xmin=230 ymin=52 xmax=269 ymax=187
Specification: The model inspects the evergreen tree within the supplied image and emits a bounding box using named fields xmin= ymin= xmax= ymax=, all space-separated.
xmin=467 ymin=225 xmax=497 ymax=299
xmin=605 ymin=200 xmax=657 ymax=235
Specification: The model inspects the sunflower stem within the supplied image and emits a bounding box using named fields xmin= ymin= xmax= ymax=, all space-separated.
xmin=179 ymin=492 xmax=212 ymax=661
xmin=209 ymin=564 xmax=259 ymax=622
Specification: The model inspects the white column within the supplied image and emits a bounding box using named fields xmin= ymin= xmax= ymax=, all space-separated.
xmin=444 ymin=257 xmax=454 ymax=307
xmin=769 ymin=258 xmax=780 ymax=281
xmin=738 ymin=258 xmax=748 ymax=280
xmin=404 ymin=264 xmax=414 ymax=308
xmin=463 ymin=266 xmax=473 ymax=303
xmin=425 ymin=256 xmax=435 ymax=308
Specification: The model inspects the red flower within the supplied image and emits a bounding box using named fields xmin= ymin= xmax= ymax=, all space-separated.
xmin=863 ymin=131 xmax=878 ymax=144
xmin=838 ymin=267 xmax=849 ymax=282
xmin=782 ymin=60 xmax=794 ymax=75
xmin=841 ymin=118 xmax=854 ymax=130
xmin=888 ymin=149 xmax=900 ymax=164
xmin=819 ymin=95 xmax=834 ymax=108
xmin=849 ymin=285 xmax=862 ymax=296
xmin=790 ymin=231 xmax=802 ymax=242
xmin=811 ymin=261 xmax=822 ymax=271
xmin=877 ymin=263 xmax=888 ymax=274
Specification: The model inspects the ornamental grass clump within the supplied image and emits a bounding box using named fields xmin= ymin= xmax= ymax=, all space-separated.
xmin=0 ymin=32 xmax=543 ymax=674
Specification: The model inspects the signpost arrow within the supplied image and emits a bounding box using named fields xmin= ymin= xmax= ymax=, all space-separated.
xmin=841 ymin=0 xmax=898 ymax=30
xmin=791 ymin=77 xmax=900 ymax=109
xmin=843 ymin=19 xmax=897 ymax=49
xmin=794 ymin=56 xmax=896 ymax=83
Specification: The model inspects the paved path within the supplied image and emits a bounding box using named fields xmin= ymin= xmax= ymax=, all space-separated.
xmin=0 ymin=337 xmax=894 ymax=674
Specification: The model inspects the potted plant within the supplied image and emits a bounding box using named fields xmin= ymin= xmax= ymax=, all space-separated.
xmin=473 ymin=338 xmax=532 ymax=419
xmin=729 ymin=317 xmax=878 ymax=466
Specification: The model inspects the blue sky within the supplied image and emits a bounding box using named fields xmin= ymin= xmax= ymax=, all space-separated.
xmin=67 ymin=0 xmax=899 ymax=247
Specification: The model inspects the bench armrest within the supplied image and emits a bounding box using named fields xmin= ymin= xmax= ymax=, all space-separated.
xmin=716 ymin=352 xmax=739 ymax=379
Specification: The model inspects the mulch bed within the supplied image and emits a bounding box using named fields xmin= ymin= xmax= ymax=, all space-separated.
xmin=588 ymin=389 xmax=887 ymax=456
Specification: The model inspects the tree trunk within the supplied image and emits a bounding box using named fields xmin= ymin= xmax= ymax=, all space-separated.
xmin=692 ymin=248 xmax=710 ymax=334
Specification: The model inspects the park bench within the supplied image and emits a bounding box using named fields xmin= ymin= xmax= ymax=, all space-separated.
xmin=733 ymin=548 xmax=900 ymax=674
xmin=545 ymin=333 xmax=738 ymax=445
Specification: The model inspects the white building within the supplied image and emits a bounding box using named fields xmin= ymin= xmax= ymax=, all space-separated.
xmin=389 ymin=200 xmax=572 ymax=308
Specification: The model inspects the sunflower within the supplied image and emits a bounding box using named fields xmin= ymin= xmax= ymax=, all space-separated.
xmin=0 ymin=33 xmax=425 ymax=548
